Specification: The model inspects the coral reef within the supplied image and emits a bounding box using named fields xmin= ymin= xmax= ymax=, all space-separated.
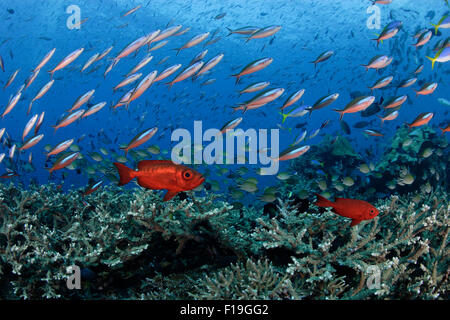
xmin=288 ymin=127 xmax=448 ymax=202
xmin=0 ymin=180 xmax=448 ymax=300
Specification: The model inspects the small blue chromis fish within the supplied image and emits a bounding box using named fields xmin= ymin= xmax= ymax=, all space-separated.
xmin=426 ymin=47 xmax=450 ymax=69
xmin=291 ymin=130 xmax=307 ymax=146
xmin=280 ymin=105 xmax=309 ymax=123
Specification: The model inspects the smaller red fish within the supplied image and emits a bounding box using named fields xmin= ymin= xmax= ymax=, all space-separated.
xmin=314 ymin=193 xmax=379 ymax=227
xmin=114 ymin=160 xmax=204 ymax=201
xmin=405 ymin=112 xmax=433 ymax=130
xmin=439 ymin=124 xmax=450 ymax=135
xmin=0 ymin=170 xmax=18 ymax=179
xmin=83 ymin=180 xmax=103 ymax=196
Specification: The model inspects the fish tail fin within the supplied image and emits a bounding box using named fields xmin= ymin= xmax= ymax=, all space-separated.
xmin=120 ymin=147 xmax=129 ymax=156
xmin=426 ymin=55 xmax=436 ymax=70
xmin=280 ymin=112 xmax=289 ymax=124
xmin=231 ymin=74 xmax=240 ymax=84
xmin=314 ymin=193 xmax=334 ymax=208
xmin=431 ymin=23 xmax=439 ymax=35
xmin=225 ymin=27 xmax=233 ymax=36
xmin=371 ymin=38 xmax=380 ymax=48
xmin=333 ymin=109 xmax=344 ymax=120
xmin=48 ymin=70 xmax=54 ymax=79
xmin=377 ymin=115 xmax=384 ymax=127
xmin=439 ymin=128 xmax=445 ymax=135
xmin=361 ymin=64 xmax=368 ymax=72
xmin=404 ymin=122 xmax=412 ymax=131
xmin=173 ymin=48 xmax=182 ymax=56
xmin=113 ymin=162 xmax=136 ymax=186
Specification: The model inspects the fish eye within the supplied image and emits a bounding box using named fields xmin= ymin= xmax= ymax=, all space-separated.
xmin=183 ymin=170 xmax=193 ymax=179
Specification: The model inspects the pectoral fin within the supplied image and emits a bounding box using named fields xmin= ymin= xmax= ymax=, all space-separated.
xmin=163 ymin=190 xmax=179 ymax=201
xmin=350 ymin=219 xmax=362 ymax=227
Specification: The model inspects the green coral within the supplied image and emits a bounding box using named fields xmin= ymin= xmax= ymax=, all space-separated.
xmin=330 ymin=136 xmax=360 ymax=158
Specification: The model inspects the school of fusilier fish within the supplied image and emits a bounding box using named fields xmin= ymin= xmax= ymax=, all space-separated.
xmin=0 ymin=1 xmax=449 ymax=227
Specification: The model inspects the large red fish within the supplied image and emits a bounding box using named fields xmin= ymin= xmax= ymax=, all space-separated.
xmin=114 ymin=160 xmax=204 ymax=201
xmin=314 ymin=193 xmax=379 ymax=227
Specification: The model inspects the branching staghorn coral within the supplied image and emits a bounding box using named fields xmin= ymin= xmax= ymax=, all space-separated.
xmin=0 ymin=183 xmax=238 ymax=299
xmin=190 ymin=259 xmax=297 ymax=300
xmin=250 ymin=192 xmax=449 ymax=299
xmin=0 ymin=181 xmax=448 ymax=300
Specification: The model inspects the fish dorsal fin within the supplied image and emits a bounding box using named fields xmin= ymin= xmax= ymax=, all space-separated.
xmin=137 ymin=160 xmax=173 ymax=170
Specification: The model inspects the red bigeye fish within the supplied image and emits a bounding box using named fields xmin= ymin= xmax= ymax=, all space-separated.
xmin=114 ymin=160 xmax=205 ymax=201
xmin=314 ymin=193 xmax=379 ymax=227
